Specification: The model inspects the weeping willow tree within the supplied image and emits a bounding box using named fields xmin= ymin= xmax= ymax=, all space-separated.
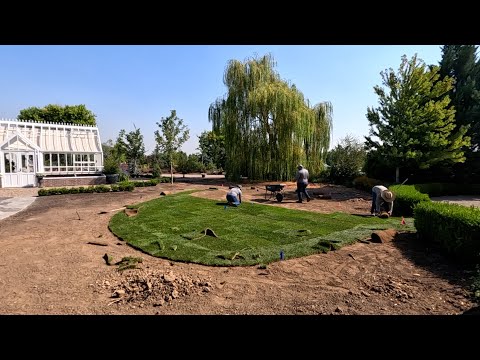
xmin=208 ymin=53 xmax=333 ymax=181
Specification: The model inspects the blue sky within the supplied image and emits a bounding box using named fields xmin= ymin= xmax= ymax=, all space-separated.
xmin=0 ymin=45 xmax=443 ymax=154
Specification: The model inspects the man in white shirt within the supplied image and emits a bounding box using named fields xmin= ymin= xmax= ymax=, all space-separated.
xmin=226 ymin=185 xmax=242 ymax=206
xmin=370 ymin=185 xmax=395 ymax=216
xmin=295 ymin=164 xmax=311 ymax=203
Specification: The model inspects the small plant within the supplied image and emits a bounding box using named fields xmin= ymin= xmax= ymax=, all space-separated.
xmin=103 ymin=156 xmax=121 ymax=175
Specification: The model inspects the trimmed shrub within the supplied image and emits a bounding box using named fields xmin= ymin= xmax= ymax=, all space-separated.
xmin=38 ymin=189 xmax=49 ymax=196
xmin=414 ymin=201 xmax=480 ymax=263
xmin=118 ymin=181 xmax=135 ymax=192
xmin=36 ymin=183 xmax=135 ymax=196
xmin=352 ymin=176 xmax=383 ymax=192
xmin=389 ymin=184 xmax=430 ymax=217
xmin=94 ymin=185 xmax=110 ymax=193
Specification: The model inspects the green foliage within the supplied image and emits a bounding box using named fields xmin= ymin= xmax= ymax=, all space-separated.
xmin=439 ymin=45 xmax=480 ymax=183
xmin=309 ymin=168 xmax=330 ymax=184
xmin=94 ymin=185 xmax=110 ymax=193
xmin=389 ymin=184 xmax=431 ymax=217
xmin=155 ymin=110 xmax=190 ymax=184
xmin=130 ymin=180 xmax=158 ymax=187
xmin=209 ymin=53 xmax=332 ymax=181
xmin=38 ymin=189 xmax=49 ymax=196
xmin=439 ymin=45 xmax=480 ymax=151
xmin=36 ymin=183 xmax=135 ymax=196
xmin=352 ymin=175 xmax=383 ymax=192
xmin=414 ymin=183 xmax=480 ymax=197
xmin=117 ymin=181 xmax=135 ymax=192
xmin=174 ymin=151 xmax=189 ymax=174
xmin=108 ymin=191 xmax=413 ymax=266
xmin=365 ymin=54 xmax=471 ymax=182
xmin=176 ymin=152 xmax=205 ymax=174
xmin=414 ymin=201 xmax=480 ymax=263
xmin=326 ymin=135 xmax=366 ymax=185
xmin=197 ymin=130 xmax=226 ymax=170
xmin=102 ymin=139 xmax=126 ymax=164
xmin=18 ymin=104 xmax=97 ymax=126
xmin=115 ymin=126 xmax=145 ymax=176
xmin=102 ymin=156 xmax=121 ymax=175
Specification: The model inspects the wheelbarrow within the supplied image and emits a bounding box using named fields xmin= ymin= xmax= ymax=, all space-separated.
xmin=265 ymin=184 xmax=287 ymax=202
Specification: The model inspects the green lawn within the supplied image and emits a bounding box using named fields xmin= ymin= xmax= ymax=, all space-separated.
xmin=108 ymin=190 xmax=414 ymax=266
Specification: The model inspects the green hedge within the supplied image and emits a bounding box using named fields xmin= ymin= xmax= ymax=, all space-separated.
xmin=131 ymin=179 xmax=160 ymax=187
xmin=414 ymin=183 xmax=480 ymax=197
xmin=38 ymin=182 xmax=135 ymax=196
xmin=414 ymin=201 xmax=480 ymax=263
xmin=389 ymin=184 xmax=430 ymax=217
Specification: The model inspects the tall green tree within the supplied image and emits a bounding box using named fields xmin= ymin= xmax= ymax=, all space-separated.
xmin=18 ymin=104 xmax=97 ymax=126
xmin=154 ymin=110 xmax=190 ymax=184
xmin=208 ymin=53 xmax=332 ymax=181
xmin=326 ymin=135 xmax=366 ymax=184
xmin=365 ymin=54 xmax=470 ymax=183
xmin=197 ymin=130 xmax=226 ymax=170
xmin=438 ymin=45 xmax=480 ymax=182
xmin=115 ymin=126 xmax=145 ymax=176
xmin=439 ymin=45 xmax=480 ymax=148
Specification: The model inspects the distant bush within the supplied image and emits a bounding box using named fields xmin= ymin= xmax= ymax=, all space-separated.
xmin=352 ymin=176 xmax=383 ymax=192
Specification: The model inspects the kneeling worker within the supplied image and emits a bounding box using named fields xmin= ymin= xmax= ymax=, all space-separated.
xmin=226 ymin=185 xmax=242 ymax=206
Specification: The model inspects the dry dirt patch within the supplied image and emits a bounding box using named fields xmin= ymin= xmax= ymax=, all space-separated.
xmin=0 ymin=181 xmax=476 ymax=315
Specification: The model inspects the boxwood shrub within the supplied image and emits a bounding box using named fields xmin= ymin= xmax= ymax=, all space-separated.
xmin=389 ymin=184 xmax=430 ymax=217
xmin=414 ymin=201 xmax=480 ymax=263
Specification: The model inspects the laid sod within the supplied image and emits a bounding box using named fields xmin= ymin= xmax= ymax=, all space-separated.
xmin=109 ymin=190 xmax=415 ymax=266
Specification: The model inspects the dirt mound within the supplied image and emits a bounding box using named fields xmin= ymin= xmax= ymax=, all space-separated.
xmin=100 ymin=269 xmax=211 ymax=308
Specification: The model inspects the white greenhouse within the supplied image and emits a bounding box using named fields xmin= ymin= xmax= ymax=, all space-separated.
xmin=0 ymin=119 xmax=105 ymax=188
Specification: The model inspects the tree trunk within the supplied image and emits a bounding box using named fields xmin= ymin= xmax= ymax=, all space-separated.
xmin=170 ymin=160 xmax=174 ymax=185
xmin=395 ymin=167 xmax=400 ymax=183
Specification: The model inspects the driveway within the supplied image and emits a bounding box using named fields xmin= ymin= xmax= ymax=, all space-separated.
xmin=431 ymin=195 xmax=480 ymax=208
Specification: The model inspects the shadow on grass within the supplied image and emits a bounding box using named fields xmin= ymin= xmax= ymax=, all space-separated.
xmin=391 ymin=232 xmax=477 ymax=312
xmin=350 ymin=213 xmax=375 ymax=218
xmin=215 ymin=202 xmax=241 ymax=207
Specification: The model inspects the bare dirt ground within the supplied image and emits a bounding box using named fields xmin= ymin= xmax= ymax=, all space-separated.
xmin=0 ymin=179 xmax=478 ymax=315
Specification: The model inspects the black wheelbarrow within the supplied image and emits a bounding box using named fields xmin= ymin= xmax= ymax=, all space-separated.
xmin=265 ymin=184 xmax=287 ymax=202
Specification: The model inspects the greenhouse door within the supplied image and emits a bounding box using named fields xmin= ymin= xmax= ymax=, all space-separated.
xmin=2 ymin=152 xmax=37 ymax=187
